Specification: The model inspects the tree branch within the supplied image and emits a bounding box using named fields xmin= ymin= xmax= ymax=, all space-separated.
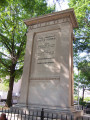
xmin=0 ymin=33 xmax=12 ymax=54
xmin=1 ymin=18 xmax=10 ymax=34
xmin=0 ymin=52 xmax=11 ymax=59
xmin=16 ymin=33 xmax=26 ymax=59
xmin=17 ymin=60 xmax=24 ymax=63
xmin=16 ymin=66 xmax=23 ymax=71
xmin=0 ymin=58 xmax=10 ymax=69
xmin=76 ymin=36 xmax=89 ymax=40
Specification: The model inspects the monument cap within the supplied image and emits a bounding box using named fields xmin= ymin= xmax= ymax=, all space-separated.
xmin=24 ymin=8 xmax=78 ymax=28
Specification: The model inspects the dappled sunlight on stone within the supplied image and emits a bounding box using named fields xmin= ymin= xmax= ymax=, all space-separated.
xmin=18 ymin=9 xmax=82 ymax=119
xmin=44 ymin=59 xmax=60 ymax=73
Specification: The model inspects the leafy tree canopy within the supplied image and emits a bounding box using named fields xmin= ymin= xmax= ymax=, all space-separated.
xmin=0 ymin=0 xmax=55 ymax=107
xmin=68 ymin=0 xmax=90 ymax=99
xmin=68 ymin=0 xmax=90 ymax=72
xmin=69 ymin=0 xmax=90 ymax=54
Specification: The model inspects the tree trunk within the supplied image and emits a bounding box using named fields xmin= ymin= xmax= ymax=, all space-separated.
xmin=82 ymin=85 xmax=85 ymax=102
xmin=6 ymin=65 xmax=15 ymax=107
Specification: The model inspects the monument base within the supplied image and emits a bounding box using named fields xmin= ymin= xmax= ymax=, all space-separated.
xmin=11 ymin=104 xmax=83 ymax=120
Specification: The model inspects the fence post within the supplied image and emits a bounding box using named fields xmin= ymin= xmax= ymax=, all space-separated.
xmin=82 ymin=106 xmax=83 ymax=110
xmin=41 ymin=108 xmax=44 ymax=120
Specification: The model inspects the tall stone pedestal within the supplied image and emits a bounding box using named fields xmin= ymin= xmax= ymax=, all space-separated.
xmin=17 ymin=8 xmax=83 ymax=119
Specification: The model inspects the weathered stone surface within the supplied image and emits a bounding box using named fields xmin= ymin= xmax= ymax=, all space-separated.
xmin=19 ymin=8 xmax=77 ymax=110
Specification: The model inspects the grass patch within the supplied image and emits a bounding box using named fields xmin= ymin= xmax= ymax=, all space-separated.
xmin=84 ymin=97 xmax=90 ymax=102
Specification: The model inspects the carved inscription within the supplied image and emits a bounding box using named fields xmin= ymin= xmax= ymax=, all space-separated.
xmin=30 ymin=30 xmax=60 ymax=79
xmin=36 ymin=35 xmax=56 ymax=64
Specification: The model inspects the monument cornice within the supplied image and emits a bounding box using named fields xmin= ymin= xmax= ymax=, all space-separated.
xmin=24 ymin=8 xmax=78 ymax=28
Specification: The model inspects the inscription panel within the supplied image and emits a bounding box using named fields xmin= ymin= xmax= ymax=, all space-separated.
xmin=30 ymin=30 xmax=60 ymax=79
xmin=37 ymin=35 xmax=56 ymax=64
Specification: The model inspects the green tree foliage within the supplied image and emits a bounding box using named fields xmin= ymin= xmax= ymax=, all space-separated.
xmin=68 ymin=0 xmax=90 ymax=60
xmin=68 ymin=0 xmax=90 ymax=101
xmin=78 ymin=60 xmax=90 ymax=81
xmin=0 ymin=83 xmax=8 ymax=91
xmin=0 ymin=0 xmax=55 ymax=107
xmin=69 ymin=0 xmax=90 ymax=55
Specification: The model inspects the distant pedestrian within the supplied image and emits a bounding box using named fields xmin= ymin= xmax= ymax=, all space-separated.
xmin=0 ymin=113 xmax=7 ymax=120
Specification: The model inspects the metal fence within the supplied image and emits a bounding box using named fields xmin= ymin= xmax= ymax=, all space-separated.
xmin=0 ymin=107 xmax=90 ymax=120
xmin=74 ymin=105 xmax=83 ymax=110
xmin=74 ymin=105 xmax=88 ymax=114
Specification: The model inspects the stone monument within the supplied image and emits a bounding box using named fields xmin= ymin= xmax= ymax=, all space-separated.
xmin=18 ymin=8 xmax=82 ymax=117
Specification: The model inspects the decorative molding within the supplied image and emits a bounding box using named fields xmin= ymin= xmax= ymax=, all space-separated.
xmin=30 ymin=77 xmax=60 ymax=80
xmin=28 ymin=18 xmax=70 ymax=30
xmin=24 ymin=8 xmax=78 ymax=28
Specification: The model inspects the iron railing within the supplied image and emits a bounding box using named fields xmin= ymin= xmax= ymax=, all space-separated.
xmin=0 ymin=107 xmax=90 ymax=120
